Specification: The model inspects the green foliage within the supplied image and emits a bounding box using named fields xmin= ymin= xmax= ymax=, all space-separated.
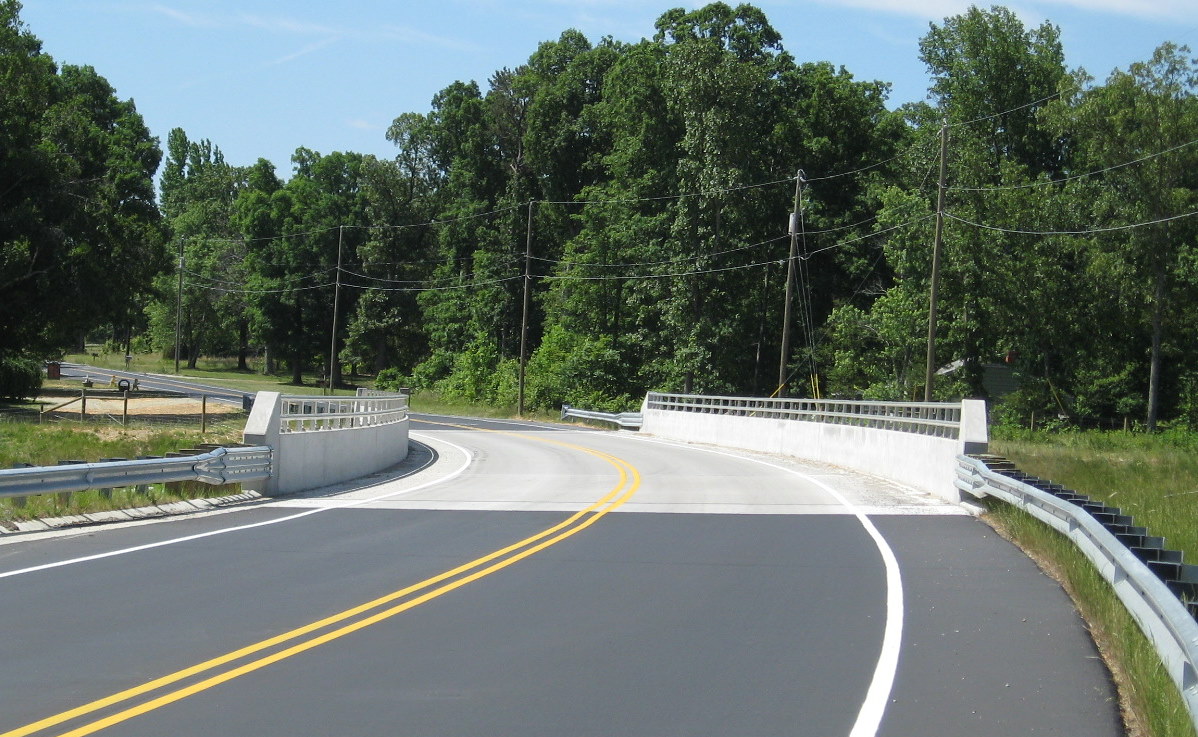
xmin=9 ymin=1 xmax=1198 ymax=423
xmin=526 ymin=325 xmax=629 ymax=410
xmin=0 ymin=1 xmax=165 ymax=359
xmin=373 ymin=367 xmax=410 ymax=392
xmin=0 ymin=354 xmax=41 ymax=399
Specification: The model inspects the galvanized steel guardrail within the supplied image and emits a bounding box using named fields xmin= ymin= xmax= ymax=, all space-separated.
xmin=279 ymin=392 xmax=409 ymax=433
xmin=560 ymin=404 xmax=643 ymax=429
xmin=645 ymin=392 xmax=962 ymax=438
xmin=957 ymin=454 xmax=1198 ymax=730
xmin=0 ymin=446 xmax=273 ymax=502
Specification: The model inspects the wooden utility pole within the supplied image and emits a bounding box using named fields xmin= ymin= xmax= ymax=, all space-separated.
xmin=518 ymin=200 xmax=534 ymax=416
xmin=174 ymin=239 xmax=184 ymax=374
xmin=924 ymin=123 xmax=949 ymax=402
xmin=327 ymin=226 xmax=344 ymax=395
xmin=777 ymin=169 xmax=803 ymax=397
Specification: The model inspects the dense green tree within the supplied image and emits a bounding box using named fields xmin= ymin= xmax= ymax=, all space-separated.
xmin=1050 ymin=43 xmax=1198 ymax=429
xmin=0 ymin=0 xmax=164 ymax=370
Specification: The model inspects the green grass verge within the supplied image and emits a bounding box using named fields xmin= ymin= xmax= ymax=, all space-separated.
xmin=0 ymin=422 xmax=244 ymax=524
xmin=992 ymin=428 xmax=1198 ymax=562
xmin=985 ymin=500 xmax=1194 ymax=737
xmin=990 ymin=427 xmax=1198 ymax=737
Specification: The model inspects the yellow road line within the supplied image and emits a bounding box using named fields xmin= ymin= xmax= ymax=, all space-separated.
xmin=3 ymin=427 xmax=640 ymax=737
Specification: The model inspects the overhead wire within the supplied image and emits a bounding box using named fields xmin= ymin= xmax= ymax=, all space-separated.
xmin=944 ymin=208 xmax=1198 ymax=236
xmin=948 ymin=138 xmax=1198 ymax=193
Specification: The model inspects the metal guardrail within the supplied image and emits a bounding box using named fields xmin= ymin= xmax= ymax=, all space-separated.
xmin=0 ymin=446 xmax=273 ymax=502
xmin=957 ymin=454 xmax=1198 ymax=730
xmin=560 ymin=404 xmax=643 ymax=429
xmin=279 ymin=393 xmax=408 ymax=433
xmin=645 ymin=392 xmax=962 ymax=438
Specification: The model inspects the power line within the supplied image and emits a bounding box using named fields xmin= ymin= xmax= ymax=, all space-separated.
xmin=949 ymin=138 xmax=1198 ymax=193
xmin=947 ymin=91 xmax=1063 ymax=129
xmin=944 ymin=208 xmax=1198 ymax=236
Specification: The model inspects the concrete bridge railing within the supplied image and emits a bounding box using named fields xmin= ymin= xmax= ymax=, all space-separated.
xmin=639 ymin=392 xmax=988 ymax=503
xmin=242 ymin=389 xmax=409 ymax=496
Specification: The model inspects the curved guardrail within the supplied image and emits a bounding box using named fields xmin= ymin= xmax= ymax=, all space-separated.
xmin=280 ymin=394 xmax=408 ymax=432
xmin=645 ymin=392 xmax=964 ymax=438
xmin=242 ymin=390 xmax=410 ymax=496
xmin=957 ymin=454 xmax=1198 ymax=731
xmin=560 ymin=404 xmax=643 ymax=429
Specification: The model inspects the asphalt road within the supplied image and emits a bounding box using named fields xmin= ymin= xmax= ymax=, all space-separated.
xmin=57 ymin=363 xmax=251 ymax=407
xmin=0 ymin=417 xmax=1122 ymax=736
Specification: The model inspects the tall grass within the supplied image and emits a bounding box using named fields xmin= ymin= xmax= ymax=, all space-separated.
xmin=989 ymin=427 xmax=1198 ymax=737
xmin=986 ymin=501 xmax=1195 ymax=737
xmin=992 ymin=428 xmax=1198 ymax=560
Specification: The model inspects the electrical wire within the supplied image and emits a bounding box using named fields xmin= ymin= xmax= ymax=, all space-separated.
xmin=340 ymin=275 xmax=523 ymax=293
xmin=947 ymin=91 xmax=1063 ymax=129
xmin=184 ymin=280 xmax=337 ymax=294
xmin=531 ymin=235 xmax=789 ymax=270
xmin=949 ymin=138 xmax=1198 ymax=193
xmin=944 ymin=208 xmax=1198 ymax=236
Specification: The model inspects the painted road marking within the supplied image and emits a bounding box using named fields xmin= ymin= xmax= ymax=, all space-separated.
xmin=1 ymin=432 xmax=641 ymax=737
xmin=616 ymin=434 xmax=904 ymax=737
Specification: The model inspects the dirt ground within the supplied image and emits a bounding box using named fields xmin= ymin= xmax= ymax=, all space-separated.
xmin=35 ymin=394 xmax=242 ymax=417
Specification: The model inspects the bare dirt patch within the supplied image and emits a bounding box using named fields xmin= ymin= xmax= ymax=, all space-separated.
xmin=35 ymin=394 xmax=242 ymax=418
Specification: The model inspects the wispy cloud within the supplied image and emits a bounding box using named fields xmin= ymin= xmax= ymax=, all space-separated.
xmin=147 ymin=4 xmax=221 ymax=28
xmin=347 ymin=119 xmax=384 ymax=131
xmin=146 ymin=6 xmax=477 ymax=52
xmin=810 ymin=0 xmax=1193 ymax=23
xmin=268 ymin=36 xmax=341 ymax=66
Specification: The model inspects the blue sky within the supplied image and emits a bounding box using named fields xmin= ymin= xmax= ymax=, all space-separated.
xmin=18 ymin=1 xmax=1198 ymax=177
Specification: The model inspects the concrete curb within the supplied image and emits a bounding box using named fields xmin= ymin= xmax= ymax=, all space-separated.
xmin=0 ymin=490 xmax=265 ymax=535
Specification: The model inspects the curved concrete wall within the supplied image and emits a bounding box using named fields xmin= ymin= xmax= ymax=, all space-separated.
xmin=242 ymin=391 xmax=410 ymax=495
xmin=640 ymin=398 xmax=987 ymax=503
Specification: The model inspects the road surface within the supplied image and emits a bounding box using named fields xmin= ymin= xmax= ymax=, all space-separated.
xmin=0 ymin=415 xmax=1122 ymax=736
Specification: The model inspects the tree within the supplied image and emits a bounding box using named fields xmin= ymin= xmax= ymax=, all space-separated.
xmin=1054 ymin=43 xmax=1198 ymax=429
xmin=0 ymin=1 xmax=164 ymax=370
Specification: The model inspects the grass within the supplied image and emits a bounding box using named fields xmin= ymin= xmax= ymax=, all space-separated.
xmin=985 ymin=500 xmax=1195 ymax=737
xmin=988 ymin=427 xmax=1198 ymax=737
xmin=991 ymin=428 xmax=1198 ymax=561
xmin=0 ymin=421 xmax=244 ymax=525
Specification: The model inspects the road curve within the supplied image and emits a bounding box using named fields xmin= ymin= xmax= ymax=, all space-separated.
xmin=0 ymin=417 xmax=1121 ymax=736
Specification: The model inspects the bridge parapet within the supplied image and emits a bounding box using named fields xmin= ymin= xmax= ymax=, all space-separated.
xmin=641 ymin=392 xmax=987 ymax=503
xmin=243 ymin=389 xmax=409 ymax=495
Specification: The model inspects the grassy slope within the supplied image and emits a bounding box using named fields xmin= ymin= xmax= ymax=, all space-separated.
xmin=990 ymin=428 xmax=1198 ymax=737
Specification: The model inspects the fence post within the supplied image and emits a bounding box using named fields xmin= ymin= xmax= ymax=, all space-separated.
xmin=80 ymin=389 xmax=86 ymax=422
xmin=201 ymin=395 xmax=208 ymax=434
xmin=123 ymin=390 xmax=129 ymax=426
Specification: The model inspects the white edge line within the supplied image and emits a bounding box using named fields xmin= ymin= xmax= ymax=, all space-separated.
xmin=614 ymin=434 xmax=902 ymax=737
xmin=0 ymin=432 xmax=473 ymax=580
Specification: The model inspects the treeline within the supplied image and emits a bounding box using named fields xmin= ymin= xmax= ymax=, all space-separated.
xmin=2 ymin=1 xmax=1197 ymax=430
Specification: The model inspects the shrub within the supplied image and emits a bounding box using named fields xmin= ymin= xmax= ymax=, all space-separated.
xmin=0 ymin=355 xmax=43 ymax=400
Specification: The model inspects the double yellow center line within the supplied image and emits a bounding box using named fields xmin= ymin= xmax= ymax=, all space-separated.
xmin=3 ymin=428 xmax=641 ymax=737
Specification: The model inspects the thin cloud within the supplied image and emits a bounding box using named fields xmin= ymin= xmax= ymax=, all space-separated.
xmin=268 ymin=37 xmax=341 ymax=66
xmin=347 ymin=119 xmax=384 ymax=131
xmin=811 ymin=0 xmax=1193 ymax=23
xmin=147 ymin=4 xmax=220 ymax=28
xmin=148 ymin=7 xmax=476 ymax=52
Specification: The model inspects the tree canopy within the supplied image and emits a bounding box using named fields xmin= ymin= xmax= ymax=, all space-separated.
xmin=4 ymin=1 xmax=1198 ymax=431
